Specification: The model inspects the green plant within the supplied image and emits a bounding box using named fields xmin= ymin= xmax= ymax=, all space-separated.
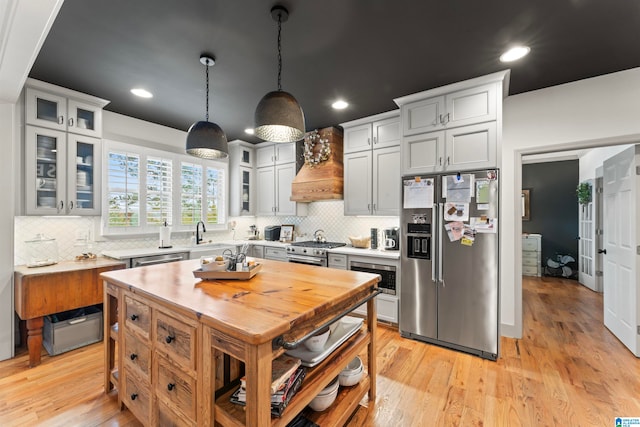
xmin=576 ymin=182 xmax=592 ymax=205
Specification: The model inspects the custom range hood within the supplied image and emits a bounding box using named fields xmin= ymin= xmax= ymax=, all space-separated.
xmin=290 ymin=127 xmax=343 ymax=202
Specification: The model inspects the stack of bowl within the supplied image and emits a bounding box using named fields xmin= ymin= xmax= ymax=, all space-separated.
xmin=339 ymin=356 xmax=364 ymax=386
xmin=308 ymin=377 xmax=339 ymax=411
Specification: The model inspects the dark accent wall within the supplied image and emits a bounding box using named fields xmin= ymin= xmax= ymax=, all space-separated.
xmin=522 ymin=160 xmax=579 ymax=269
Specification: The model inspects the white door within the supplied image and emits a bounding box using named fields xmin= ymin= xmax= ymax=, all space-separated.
xmin=595 ymin=176 xmax=604 ymax=293
xmin=578 ymin=179 xmax=596 ymax=290
xmin=603 ymin=145 xmax=639 ymax=356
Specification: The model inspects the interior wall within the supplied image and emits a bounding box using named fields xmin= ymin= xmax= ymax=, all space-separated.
xmin=522 ymin=160 xmax=579 ymax=267
xmin=502 ymin=67 xmax=640 ymax=339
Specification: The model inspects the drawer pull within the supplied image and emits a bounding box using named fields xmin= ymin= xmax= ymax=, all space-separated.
xmin=130 ymin=393 xmax=138 ymax=400
xmin=130 ymin=353 xmax=137 ymax=360
xmin=167 ymin=383 xmax=175 ymax=391
xmin=130 ymin=314 xmax=138 ymax=321
xmin=165 ymin=335 xmax=175 ymax=344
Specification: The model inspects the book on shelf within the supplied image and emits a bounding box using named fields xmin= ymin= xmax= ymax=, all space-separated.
xmin=231 ymin=367 xmax=307 ymax=417
xmin=240 ymin=353 xmax=301 ymax=395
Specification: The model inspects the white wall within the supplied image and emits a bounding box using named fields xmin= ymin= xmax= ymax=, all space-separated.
xmin=0 ymin=0 xmax=65 ymax=360
xmin=579 ymin=145 xmax=631 ymax=182
xmin=501 ymin=68 xmax=640 ymax=338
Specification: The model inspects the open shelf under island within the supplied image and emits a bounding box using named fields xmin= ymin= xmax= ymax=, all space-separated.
xmin=101 ymin=258 xmax=380 ymax=426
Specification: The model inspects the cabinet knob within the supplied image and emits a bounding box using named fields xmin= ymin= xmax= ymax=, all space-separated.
xmin=58 ymin=116 xmax=64 ymax=125
xmin=130 ymin=314 xmax=138 ymax=321
xmin=165 ymin=335 xmax=175 ymax=344
xmin=130 ymin=353 xmax=137 ymax=360
xmin=130 ymin=393 xmax=138 ymax=401
xmin=167 ymin=383 xmax=175 ymax=391
xmin=69 ymin=201 xmax=74 ymax=210
xmin=68 ymin=117 xmax=74 ymax=127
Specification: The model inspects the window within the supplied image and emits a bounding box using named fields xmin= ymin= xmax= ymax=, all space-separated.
xmin=103 ymin=140 xmax=227 ymax=236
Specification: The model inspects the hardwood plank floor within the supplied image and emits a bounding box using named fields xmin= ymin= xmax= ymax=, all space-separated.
xmin=1 ymin=276 xmax=638 ymax=426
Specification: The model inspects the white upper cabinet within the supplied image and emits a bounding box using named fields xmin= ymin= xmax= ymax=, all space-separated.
xmin=343 ymin=111 xmax=400 ymax=154
xmin=256 ymin=142 xmax=296 ymax=167
xmin=228 ymin=140 xmax=255 ymax=216
xmin=255 ymin=141 xmax=307 ymax=217
xmin=342 ymin=111 xmax=400 ymax=216
xmin=395 ymin=70 xmax=509 ymax=174
xmin=400 ymin=83 xmax=496 ymax=136
xmin=25 ymin=126 xmax=101 ymax=215
xmin=25 ymin=79 xmax=108 ymax=138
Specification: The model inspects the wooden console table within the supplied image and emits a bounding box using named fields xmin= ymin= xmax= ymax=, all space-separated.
xmin=14 ymin=258 xmax=126 ymax=367
xmin=102 ymin=259 xmax=379 ymax=426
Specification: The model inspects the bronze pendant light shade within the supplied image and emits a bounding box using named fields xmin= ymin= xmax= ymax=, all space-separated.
xmin=186 ymin=55 xmax=228 ymax=159
xmin=254 ymin=5 xmax=305 ymax=143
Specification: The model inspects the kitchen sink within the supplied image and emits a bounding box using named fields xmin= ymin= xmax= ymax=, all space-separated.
xmin=188 ymin=243 xmax=235 ymax=259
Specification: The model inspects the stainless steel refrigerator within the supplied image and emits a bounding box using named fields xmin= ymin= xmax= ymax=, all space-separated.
xmin=400 ymin=169 xmax=499 ymax=360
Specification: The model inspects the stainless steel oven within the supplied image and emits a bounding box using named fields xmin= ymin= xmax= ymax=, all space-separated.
xmin=350 ymin=261 xmax=397 ymax=295
xmin=286 ymin=241 xmax=346 ymax=267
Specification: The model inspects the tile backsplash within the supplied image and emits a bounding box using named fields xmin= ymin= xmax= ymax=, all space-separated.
xmin=14 ymin=200 xmax=398 ymax=265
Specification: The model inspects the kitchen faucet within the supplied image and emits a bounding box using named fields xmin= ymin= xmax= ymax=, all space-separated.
xmin=196 ymin=221 xmax=206 ymax=245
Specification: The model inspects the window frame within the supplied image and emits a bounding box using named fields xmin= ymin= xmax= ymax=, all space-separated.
xmin=102 ymin=140 xmax=228 ymax=236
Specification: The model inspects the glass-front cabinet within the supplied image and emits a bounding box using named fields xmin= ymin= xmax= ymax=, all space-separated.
xmin=228 ymin=140 xmax=255 ymax=216
xmin=25 ymin=126 xmax=101 ymax=215
xmin=25 ymin=87 xmax=103 ymax=138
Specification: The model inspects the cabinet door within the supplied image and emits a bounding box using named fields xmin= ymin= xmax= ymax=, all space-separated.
xmin=256 ymin=146 xmax=275 ymax=168
xmin=373 ymin=146 xmax=400 ymax=216
xmin=67 ymin=134 xmax=101 ymax=215
xmin=256 ymin=166 xmax=275 ymax=216
xmin=401 ymin=95 xmax=445 ymax=136
xmin=274 ymin=142 xmax=296 ymax=165
xmin=25 ymin=88 xmax=67 ymax=131
xmin=444 ymin=122 xmax=496 ymax=170
xmin=275 ymin=163 xmax=296 ymax=216
xmin=343 ymin=123 xmax=372 ymax=154
xmin=344 ymin=151 xmax=372 ymax=215
xmin=402 ymin=131 xmax=445 ymax=175
xmin=67 ymin=99 xmax=103 ymax=138
xmin=443 ymin=83 xmax=497 ymax=128
xmin=25 ymin=126 xmax=67 ymax=215
xmin=230 ymin=166 xmax=254 ymax=216
xmin=372 ymin=116 xmax=400 ymax=149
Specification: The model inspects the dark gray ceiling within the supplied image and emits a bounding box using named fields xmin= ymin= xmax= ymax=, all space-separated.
xmin=29 ymin=0 xmax=640 ymax=144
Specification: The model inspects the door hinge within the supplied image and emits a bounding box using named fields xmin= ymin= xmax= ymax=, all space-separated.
xmin=596 ymin=271 xmax=603 ymax=277
xmin=637 ymin=246 xmax=640 ymax=256
xmin=597 ymin=186 xmax=604 ymax=194
xmin=637 ymin=326 xmax=640 ymax=335
xmin=636 ymin=166 xmax=640 ymax=176
xmin=596 ymin=229 xmax=603 ymax=236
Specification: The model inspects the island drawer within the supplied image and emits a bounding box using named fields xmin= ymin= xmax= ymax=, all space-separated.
xmin=124 ymin=331 xmax=151 ymax=379
xmin=155 ymin=311 xmax=197 ymax=372
xmin=124 ymin=294 xmax=151 ymax=339
xmin=123 ymin=369 xmax=151 ymax=423
xmin=155 ymin=355 xmax=196 ymax=421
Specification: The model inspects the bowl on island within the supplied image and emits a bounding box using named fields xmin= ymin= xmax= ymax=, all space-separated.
xmin=200 ymin=256 xmax=228 ymax=272
xmin=303 ymin=326 xmax=331 ymax=352
xmin=309 ymin=377 xmax=339 ymax=411
xmin=339 ymin=356 xmax=364 ymax=386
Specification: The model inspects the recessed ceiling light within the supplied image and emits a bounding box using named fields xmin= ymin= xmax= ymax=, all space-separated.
xmin=131 ymin=88 xmax=153 ymax=98
xmin=332 ymin=100 xmax=349 ymax=110
xmin=244 ymin=128 xmax=255 ymax=135
xmin=499 ymin=46 xmax=530 ymax=63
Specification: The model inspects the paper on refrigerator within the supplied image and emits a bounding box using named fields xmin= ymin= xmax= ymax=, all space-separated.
xmin=403 ymin=178 xmax=434 ymax=209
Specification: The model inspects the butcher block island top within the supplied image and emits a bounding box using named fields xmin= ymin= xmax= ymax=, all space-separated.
xmin=101 ymin=258 xmax=380 ymax=427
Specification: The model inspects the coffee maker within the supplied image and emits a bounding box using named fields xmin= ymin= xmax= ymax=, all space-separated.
xmin=383 ymin=227 xmax=399 ymax=250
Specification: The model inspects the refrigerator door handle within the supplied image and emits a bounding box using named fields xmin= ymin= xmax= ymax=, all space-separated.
xmin=431 ymin=204 xmax=436 ymax=282
xmin=438 ymin=202 xmax=444 ymax=286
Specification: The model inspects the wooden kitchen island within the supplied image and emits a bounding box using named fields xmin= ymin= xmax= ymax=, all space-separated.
xmin=101 ymin=258 xmax=379 ymax=427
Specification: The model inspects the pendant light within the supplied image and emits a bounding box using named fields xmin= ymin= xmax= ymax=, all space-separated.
xmin=254 ymin=5 xmax=305 ymax=143
xmin=186 ymin=54 xmax=228 ymax=159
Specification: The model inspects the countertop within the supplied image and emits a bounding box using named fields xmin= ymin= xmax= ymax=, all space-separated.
xmin=101 ymin=239 xmax=402 ymax=261
xmin=15 ymin=257 xmax=127 ymax=275
xmin=100 ymin=258 xmax=379 ymax=343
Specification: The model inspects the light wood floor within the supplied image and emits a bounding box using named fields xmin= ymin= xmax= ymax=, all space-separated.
xmin=1 ymin=276 xmax=639 ymax=426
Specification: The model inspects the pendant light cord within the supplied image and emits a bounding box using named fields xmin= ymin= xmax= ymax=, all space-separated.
xmin=277 ymin=12 xmax=282 ymax=91
xmin=205 ymin=59 xmax=210 ymax=121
